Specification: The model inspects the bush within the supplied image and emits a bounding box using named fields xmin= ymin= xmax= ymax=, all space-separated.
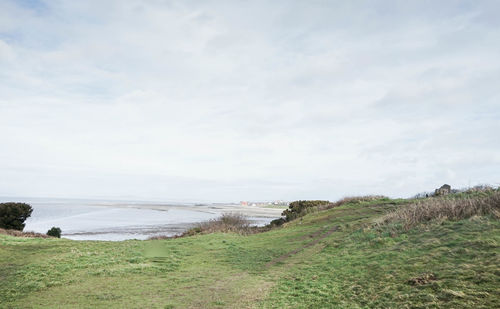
xmin=0 ymin=202 xmax=33 ymax=231
xmin=281 ymin=200 xmax=330 ymax=221
xmin=150 ymin=214 xmax=275 ymax=239
xmin=172 ymin=213 xmax=261 ymax=237
xmin=47 ymin=227 xmax=62 ymax=238
xmin=195 ymin=213 xmax=253 ymax=234
xmin=269 ymin=217 xmax=286 ymax=227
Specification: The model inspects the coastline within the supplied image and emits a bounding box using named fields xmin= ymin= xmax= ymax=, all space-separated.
xmin=21 ymin=199 xmax=286 ymax=241
xmin=95 ymin=202 xmax=286 ymax=218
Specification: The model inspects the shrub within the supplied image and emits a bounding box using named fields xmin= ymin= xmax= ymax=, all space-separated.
xmin=183 ymin=226 xmax=203 ymax=236
xmin=282 ymin=200 xmax=330 ymax=221
xmin=0 ymin=202 xmax=33 ymax=231
xmin=47 ymin=227 xmax=62 ymax=238
xmin=195 ymin=213 xmax=253 ymax=234
xmin=269 ymin=217 xmax=286 ymax=227
xmin=150 ymin=214 xmax=275 ymax=239
xmin=377 ymin=191 xmax=500 ymax=230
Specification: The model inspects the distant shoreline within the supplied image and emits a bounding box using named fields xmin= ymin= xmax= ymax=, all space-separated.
xmin=96 ymin=202 xmax=285 ymax=218
xmin=20 ymin=199 xmax=285 ymax=241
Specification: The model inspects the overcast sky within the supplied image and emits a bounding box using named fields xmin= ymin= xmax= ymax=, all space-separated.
xmin=1 ymin=0 xmax=499 ymax=202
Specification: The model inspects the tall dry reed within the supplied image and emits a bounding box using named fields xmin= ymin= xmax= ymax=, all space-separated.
xmin=196 ymin=213 xmax=253 ymax=234
xmin=378 ymin=192 xmax=500 ymax=230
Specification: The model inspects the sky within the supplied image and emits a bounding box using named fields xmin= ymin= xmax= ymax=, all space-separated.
xmin=0 ymin=0 xmax=499 ymax=202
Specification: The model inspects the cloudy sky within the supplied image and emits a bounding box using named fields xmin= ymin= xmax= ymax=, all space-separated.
xmin=1 ymin=0 xmax=499 ymax=202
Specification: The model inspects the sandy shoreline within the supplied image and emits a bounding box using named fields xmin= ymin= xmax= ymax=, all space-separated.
xmin=98 ymin=203 xmax=286 ymax=218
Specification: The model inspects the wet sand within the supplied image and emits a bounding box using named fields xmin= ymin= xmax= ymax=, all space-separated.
xmin=21 ymin=198 xmax=286 ymax=240
xmin=101 ymin=202 xmax=286 ymax=218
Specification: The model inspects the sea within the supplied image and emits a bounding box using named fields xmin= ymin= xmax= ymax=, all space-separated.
xmin=0 ymin=197 xmax=276 ymax=241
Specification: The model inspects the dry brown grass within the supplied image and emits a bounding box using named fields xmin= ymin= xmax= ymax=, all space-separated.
xmin=0 ymin=228 xmax=51 ymax=238
xmin=407 ymin=273 xmax=437 ymax=285
xmin=194 ymin=213 xmax=259 ymax=235
xmin=378 ymin=191 xmax=500 ymax=230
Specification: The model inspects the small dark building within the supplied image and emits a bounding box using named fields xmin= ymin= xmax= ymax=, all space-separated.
xmin=435 ymin=184 xmax=451 ymax=196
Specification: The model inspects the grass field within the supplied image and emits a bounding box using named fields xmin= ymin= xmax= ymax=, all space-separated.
xmin=1 ymin=194 xmax=499 ymax=308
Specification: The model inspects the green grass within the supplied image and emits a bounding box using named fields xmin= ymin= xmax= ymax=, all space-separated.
xmin=0 ymin=196 xmax=498 ymax=308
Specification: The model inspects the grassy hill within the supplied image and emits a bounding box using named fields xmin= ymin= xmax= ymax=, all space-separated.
xmin=1 ymin=191 xmax=499 ymax=308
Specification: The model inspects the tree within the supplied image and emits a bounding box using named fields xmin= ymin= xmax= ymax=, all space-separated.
xmin=0 ymin=202 xmax=33 ymax=231
xmin=47 ymin=227 xmax=62 ymax=238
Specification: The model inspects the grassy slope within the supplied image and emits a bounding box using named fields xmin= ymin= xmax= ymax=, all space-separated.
xmin=0 ymin=198 xmax=498 ymax=308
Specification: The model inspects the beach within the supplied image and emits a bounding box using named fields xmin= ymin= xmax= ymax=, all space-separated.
xmin=106 ymin=202 xmax=285 ymax=217
xmin=10 ymin=197 xmax=284 ymax=241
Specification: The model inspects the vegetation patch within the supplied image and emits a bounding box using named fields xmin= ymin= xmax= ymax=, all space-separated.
xmin=0 ymin=228 xmax=51 ymax=238
xmin=279 ymin=196 xmax=390 ymax=224
xmin=0 ymin=202 xmax=33 ymax=231
xmin=330 ymin=195 xmax=388 ymax=207
xmin=281 ymin=200 xmax=330 ymax=221
xmin=47 ymin=227 xmax=62 ymax=238
xmin=195 ymin=213 xmax=254 ymax=234
xmin=378 ymin=191 xmax=500 ymax=230
xmin=150 ymin=213 xmax=263 ymax=239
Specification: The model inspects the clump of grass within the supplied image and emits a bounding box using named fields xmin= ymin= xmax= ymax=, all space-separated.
xmin=407 ymin=273 xmax=437 ymax=285
xmin=150 ymin=214 xmax=260 ymax=239
xmin=0 ymin=228 xmax=52 ymax=238
xmin=378 ymin=191 xmax=500 ymax=230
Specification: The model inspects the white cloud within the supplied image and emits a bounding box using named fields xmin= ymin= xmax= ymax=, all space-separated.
xmin=0 ymin=0 xmax=499 ymax=201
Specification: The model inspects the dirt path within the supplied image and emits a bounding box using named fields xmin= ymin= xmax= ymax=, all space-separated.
xmin=265 ymin=225 xmax=340 ymax=268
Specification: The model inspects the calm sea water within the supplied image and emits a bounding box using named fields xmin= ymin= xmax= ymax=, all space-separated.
xmin=0 ymin=197 xmax=275 ymax=241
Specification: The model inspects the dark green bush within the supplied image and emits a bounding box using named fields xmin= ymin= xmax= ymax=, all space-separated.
xmin=269 ymin=217 xmax=286 ymax=227
xmin=47 ymin=227 xmax=62 ymax=238
xmin=282 ymin=200 xmax=330 ymax=221
xmin=0 ymin=202 xmax=33 ymax=231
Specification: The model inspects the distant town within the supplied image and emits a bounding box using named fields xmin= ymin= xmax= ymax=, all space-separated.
xmin=240 ymin=200 xmax=288 ymax=207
